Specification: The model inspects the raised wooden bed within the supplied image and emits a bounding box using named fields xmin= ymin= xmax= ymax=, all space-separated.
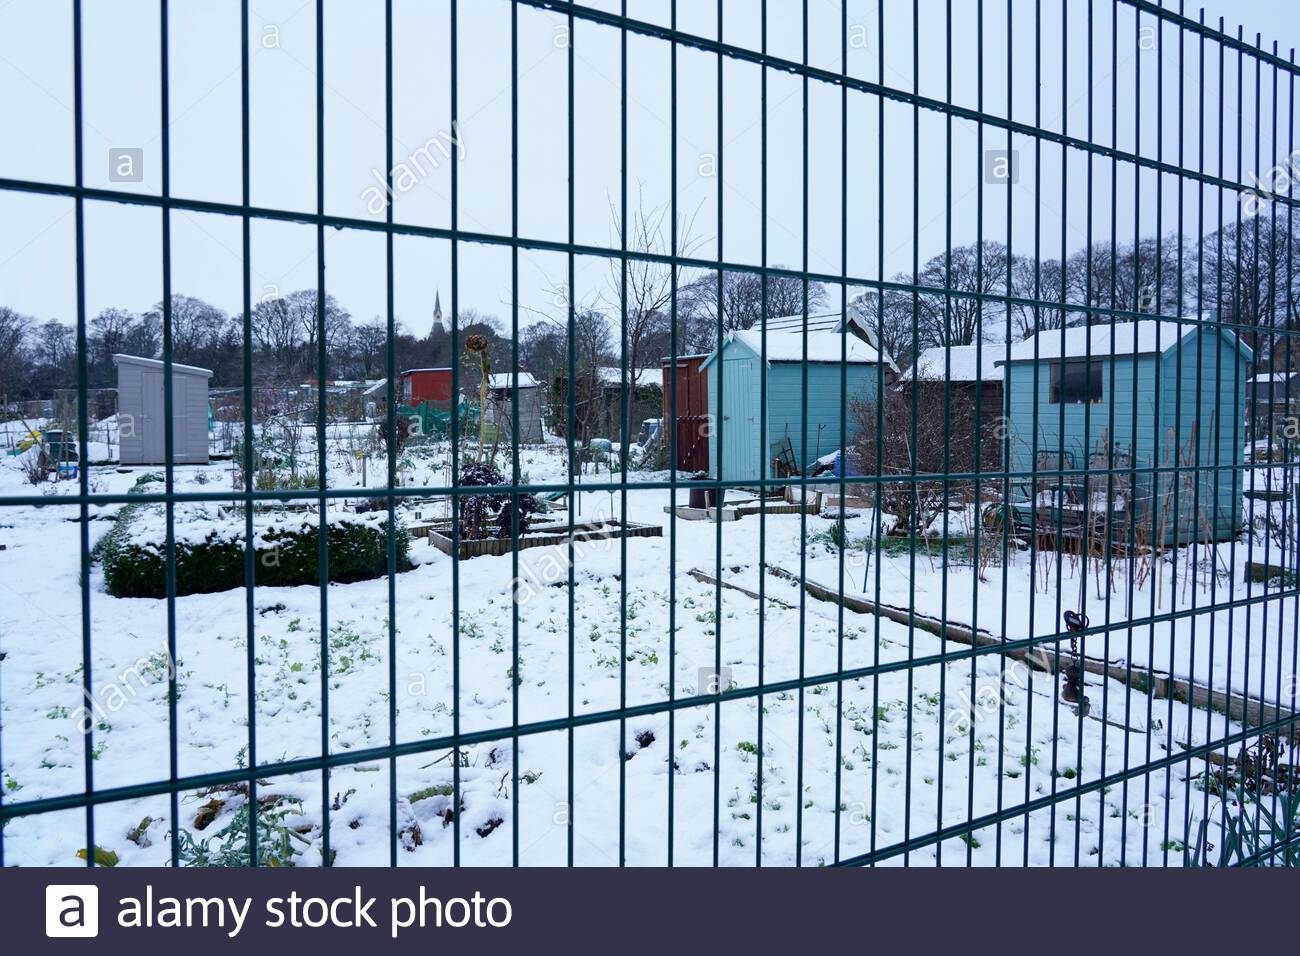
xmin=404 ymin=520 xmax=438 ymax=541
xmin=666 ymin=504 xmax=741 ymax=522
xmin=823 ymin=494 xmax=875 ymax=509
xmin=1245 ymin=560 xmax=1298 ymax=585
xmin=1244 ymin=488 xmax=1290 ymax=501
xmin=428 ymin=519 xmax=662 ymax=558
xmin=664 ymin=498 xmax=821 ymax=522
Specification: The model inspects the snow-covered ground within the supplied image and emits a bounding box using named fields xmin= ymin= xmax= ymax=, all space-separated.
xmin=0 ymin=429 xmax=1292 ymax=866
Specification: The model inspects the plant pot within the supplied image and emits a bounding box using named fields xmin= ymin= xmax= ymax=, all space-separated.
xmin=688 ymin=487 xmax=718 ymax=509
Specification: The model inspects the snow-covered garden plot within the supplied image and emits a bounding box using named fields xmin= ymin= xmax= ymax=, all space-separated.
xmin=779 ymin=493 xmax=1299 ymax=714
xmin=0 ymin=428 xmax=1281 ymax=866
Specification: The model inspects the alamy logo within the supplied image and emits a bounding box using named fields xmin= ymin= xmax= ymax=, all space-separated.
xmin=45 ymin=885 xmax=99 ymax=938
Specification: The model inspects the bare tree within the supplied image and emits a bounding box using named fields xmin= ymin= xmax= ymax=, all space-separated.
xmin=602 ymin=189 xmax=704 ymax=393
xmin=851 ymin=386 xmax=992 ymax=535
xmin=251 ymin=294 xmax=301 ymax=370
xmin=143 ymin=295 xmax=229 ymax=363
xmin=0 ymin=306 xmax=34 ymax=402
xmin=122 ymin=310 xmax=161 ymax=359
xmin=679 ymin=269 xmax=828 ymax=338
xmin=1010 ymin=256 xmax=1066 ymax=339
xmin=348 ymin=316 xmax=390 ymax=379
xmin=30 ymin=319 xmax=75 ymax=397
xmin=1062 ymin=236 xmax=1191 ymax=323
xmin=913 ymin=240 xmax=1015 ymax=347
xmin=284 ymin=289 xmax=351 ymax=369
xmin=848 ymin=289 xmax=918 ymax=372
xmin=248 ymin=289 xmax=350 ymax=381
xmin=1203 ymin=216 xmax=1300 ymax=363
xmin=89 ymin=308 xmax=135 ymax=358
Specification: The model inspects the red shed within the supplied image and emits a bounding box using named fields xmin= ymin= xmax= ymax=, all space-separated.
xmin=661 ymin=354 xmax=710 ymax=472
xmin=399 ymin=368 xmax=453 ymax=406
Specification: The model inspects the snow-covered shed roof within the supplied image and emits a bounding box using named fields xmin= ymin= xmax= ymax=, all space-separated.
xmin=902 ymin=345 xmax=1004 ymax=383
xmin=998 ymin=319 xmax=1252 ymax=365
xmin=755 ymin=309 xmax=900 ymax=372
xmin=112 ymin=353 xmax=213 ymax=378
xmin=595 ymin=366 xmax=659 ymax=387
xmin=487 ymin=371 xmax=539 ymax=390
xmin=701 ymin=330 xmax=887 ymax=369
xmin=759 ymin=311 xmax=852 ymax=336
xmin=1246 ymin=370 xmax=1300 ymax=404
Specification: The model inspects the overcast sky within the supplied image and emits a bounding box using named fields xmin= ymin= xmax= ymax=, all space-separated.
xmin=1 ymin=0 xmax=1296 ymax=342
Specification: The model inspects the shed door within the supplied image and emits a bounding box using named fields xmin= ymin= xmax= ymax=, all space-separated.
xmin=721 ymin=358 xmax=758 ymax=483
xmin=172 ymin=374 xmax=195 ymax=462
xmin=142 ymin=369 xmax=165 ymax=463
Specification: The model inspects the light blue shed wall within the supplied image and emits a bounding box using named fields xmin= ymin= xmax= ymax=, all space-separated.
xmin=1004 ymin=327 xmax=1246 ymax=544
xmin=1157 ymin=330 xmax=1247 ymax=540
xmin=1005 ymin=354 xmax=1158 ymax=479
xmin=765 ymin=362 xmax=880 ymax=478
xmin=707 ymin=338 xmax=881 ymax=483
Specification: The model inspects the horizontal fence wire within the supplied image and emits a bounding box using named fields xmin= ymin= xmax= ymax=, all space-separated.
xmin=0 ymin=0 xmax=1297 ymax=867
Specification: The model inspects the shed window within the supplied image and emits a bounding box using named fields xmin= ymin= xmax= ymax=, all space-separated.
xmin=1049 ymin=359 xmax=1103 ymax=404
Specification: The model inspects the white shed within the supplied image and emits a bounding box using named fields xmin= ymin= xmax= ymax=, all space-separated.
xmin=113 ymin=354 xmax=213 ymax=465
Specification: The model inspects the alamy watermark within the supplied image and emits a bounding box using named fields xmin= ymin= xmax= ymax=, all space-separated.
xmin=1241 ymin=149 xmax=1300 ymax=216
xmin=362 ymin=125 xmax=467 ymax=215
xmin=108 ymin=147 xmax=143 ymax=183
xmin=71 ymin=644 xmax=177 ymax=736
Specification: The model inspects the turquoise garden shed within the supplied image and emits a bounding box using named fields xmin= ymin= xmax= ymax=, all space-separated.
xmin=999 ymin=317 xmax=1251 ymax=544
xmin=703 ymin=330 xmax=890 ymax=483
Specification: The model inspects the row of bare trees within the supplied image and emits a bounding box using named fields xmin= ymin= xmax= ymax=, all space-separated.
xmin=0 ymin=294 xmax=491 ymax=402
xmin=3 ymin=204 xmax=1296 ymax=413
xmin=856 ymin=216 xmax=1300 ymax=372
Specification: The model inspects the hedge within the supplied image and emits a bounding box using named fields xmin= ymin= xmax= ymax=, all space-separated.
xmin=96 ymin=485 xmax=412 ymax=599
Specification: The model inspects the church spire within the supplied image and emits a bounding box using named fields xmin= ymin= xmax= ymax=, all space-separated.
xmin=432 ymin=289 xmax=444 ymax=332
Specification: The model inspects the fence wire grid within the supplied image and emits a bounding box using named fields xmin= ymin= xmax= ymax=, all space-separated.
xmin=0 ymin=0 xmax=1298 ymax=867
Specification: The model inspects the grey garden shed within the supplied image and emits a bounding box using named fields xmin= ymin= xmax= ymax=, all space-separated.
xmin=487 ymin=371 xmax=544 ymax=444
xmin=113 ymin=353 xmax=213 ymax=465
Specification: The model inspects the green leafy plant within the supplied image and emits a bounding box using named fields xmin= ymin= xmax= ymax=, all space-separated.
xmin=176 ymin=798 xmax=308 ymax=867
xmin=1187 ymin=788 xmax=1300 ymax=867
xmin=809 ymin=519 xmax=848 ymax=550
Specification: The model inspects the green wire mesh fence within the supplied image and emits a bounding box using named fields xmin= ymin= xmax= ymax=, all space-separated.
xmin=0 ymin=0 xmax=1297 ymax=867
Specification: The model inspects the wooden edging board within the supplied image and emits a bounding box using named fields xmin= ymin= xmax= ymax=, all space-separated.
xmin=427 ymin=519 xmax=662 ymax=559
xmin=755 ymin=563 xmax=1296 ymax=737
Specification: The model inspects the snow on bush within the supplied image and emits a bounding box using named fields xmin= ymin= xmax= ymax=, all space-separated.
xmin=96 ymin=474 xmax=410 ymax=598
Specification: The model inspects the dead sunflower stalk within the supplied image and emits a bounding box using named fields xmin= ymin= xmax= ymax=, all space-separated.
xmin=465 ymin=335 xmax=492 ymax=465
